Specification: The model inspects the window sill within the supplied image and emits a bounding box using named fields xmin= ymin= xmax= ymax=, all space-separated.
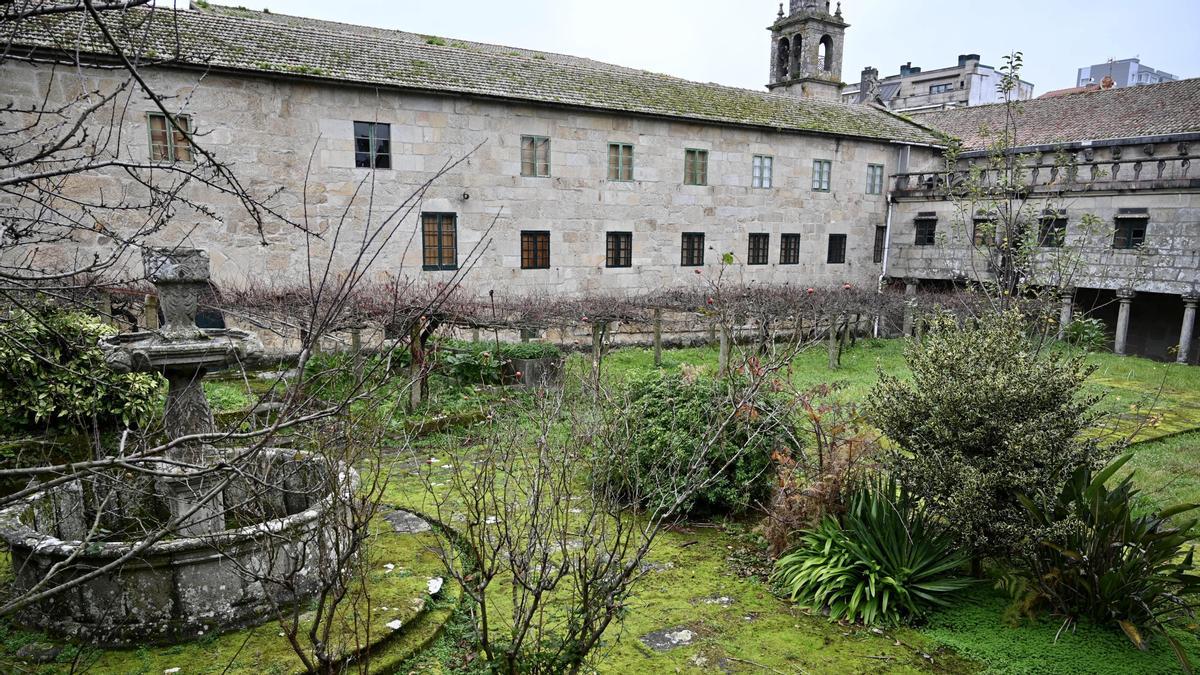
xmin=422 ymin=265 xmax=458 ymax=272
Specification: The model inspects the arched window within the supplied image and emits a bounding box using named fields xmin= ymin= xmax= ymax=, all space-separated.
xmin=818 ymin=35 xmax=833 ymax=71
xmin=776 ymin=37 xmax=790 ymax=78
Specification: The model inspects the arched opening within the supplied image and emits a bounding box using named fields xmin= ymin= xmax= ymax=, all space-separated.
xmin=776 ymin=37 xmax=790 ymax=79
xmin=818 ymin=35 xmax=833 ymax=71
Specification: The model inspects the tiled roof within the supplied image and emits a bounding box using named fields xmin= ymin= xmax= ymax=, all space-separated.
xmin=10 ymin=3 xmax=943 ymax=145
xmin=911 ymin=78 xmax=1200 ymax=150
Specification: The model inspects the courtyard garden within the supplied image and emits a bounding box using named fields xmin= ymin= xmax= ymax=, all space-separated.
xmin=2 ymin=300 xmax=1199 ymax=674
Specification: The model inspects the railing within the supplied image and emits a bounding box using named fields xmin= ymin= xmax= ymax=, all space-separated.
xmin=893 ymin=154 xmax=1198 ymax=195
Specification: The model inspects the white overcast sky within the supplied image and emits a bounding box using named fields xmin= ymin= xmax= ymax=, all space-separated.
xmin=224 ymin=0 xmax=1198 ymax=94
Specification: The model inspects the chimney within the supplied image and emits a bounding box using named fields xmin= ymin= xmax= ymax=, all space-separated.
xmin=957 ymin=53 xmax=980 ymax=67
xmin=859 ymin=66 xmax=879 ymax=103
xmin=900 ymin=62 xmax=912 ymax=77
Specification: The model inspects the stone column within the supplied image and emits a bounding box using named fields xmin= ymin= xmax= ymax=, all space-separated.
xmin=1057 ymin=287 xmax=1075 ymax=340
xmin=1178 ymin=294 xmax=1198 ymax=364
xmin=901 ymin=279 xmax=919 ymax=337
xmin=1114 ymin=289 xmax=1135 ymax=356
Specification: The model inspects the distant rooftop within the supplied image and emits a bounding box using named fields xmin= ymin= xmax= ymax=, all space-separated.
xmin=9 ymin=3 xmax=943 ymax=145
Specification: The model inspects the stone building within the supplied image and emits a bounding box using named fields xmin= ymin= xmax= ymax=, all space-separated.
xmin=1078 ymin=58 xmax=1179 ymax=89
xmin=894 ymin=80 xmax=1200 ymax=363
xmin=3 ymin=3 xmax=1197 ymax=361
xmin=841 ymin=55 xmax=1036 ymax=112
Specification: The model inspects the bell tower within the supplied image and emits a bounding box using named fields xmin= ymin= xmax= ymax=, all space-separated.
xmin=768 ymin=1 xmax=848 ymax=100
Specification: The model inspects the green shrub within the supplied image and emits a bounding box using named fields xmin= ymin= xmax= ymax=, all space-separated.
xmin=1009 ymin=453 xmax=1200 ymax=671
xmin=772 ymin=477 xmax=973 ymax=625
xmin=0 ymin=307 xmax=161 ymax=431
xmin=1063 ymin=317 xmax=1108 ymax=352
xmin=497 ymin=341 xmax=562 ymax=360
xmin=434 ymin=339 xmax=561 ymax=385
xmin=596 ymin=371 xmax=791 ymax=517
xmin=867 ymin=310 xmax=1115 ymax=560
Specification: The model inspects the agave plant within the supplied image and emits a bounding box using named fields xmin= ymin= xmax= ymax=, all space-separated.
xmin=772 ymin=477 xmax=973 ymax=625
xmin=1015 ymin=453 xmax=1200 ymax=673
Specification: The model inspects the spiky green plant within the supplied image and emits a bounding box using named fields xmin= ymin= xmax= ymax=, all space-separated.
xmin=773 ymin=478 xmax=973 ymax=625
xmin=1014 ymin=453 xmax=1200 ymax=673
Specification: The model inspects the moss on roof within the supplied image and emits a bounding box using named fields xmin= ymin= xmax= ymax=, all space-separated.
xmin=12 ymin=3 xmax=944 ymax=145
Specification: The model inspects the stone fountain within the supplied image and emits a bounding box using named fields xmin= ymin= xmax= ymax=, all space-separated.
xmin=0 ymin=248 xmax=354 ymax=644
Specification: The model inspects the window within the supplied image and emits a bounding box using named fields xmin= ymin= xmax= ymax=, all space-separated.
xmin=972 ymin=213 xmax=995 ymax=246
xmin=748 ymin=233 xmax=769 ymax=265
xmin=354 ymin=121 xmax=391 ymax=169
xmin=684 ymin=148 xmax=709 ymax=186
xmin=914 ymin=213 xmax=937 ymax=246
xmin=818 ymin=35 xmax=833 ymax=71
xmin=780 ymin=234 xmax=801 ymax=265
xmin=929 ymin=83 xmax=953 ymax=94
xmin=866 ymin=164 xmax=884 ymax=194
xmin=826 ymin=234 xmax=846 ymax=264
xmin=1038 ymin=210 xmax=1067 ymax=247
xmin=521 ymin=136 xmax=550 ymax=177
xmin=421 ymin=212 xmax=457 ymax=270
xmin=147 ymin=113 xmax=192 ymax=163
xmin=873 ymin=225 xmax=887 ymax=263
xmin=681 ymin=232 xmax=705 ymax=266
xmin=520 ymin=230 xmax=550 ymax=269
xmin=752 ymin=155 xmax=773 ymax=189
xmin=1113 ymin=209 xmax=1148 ymax=249
xmin=606 ymin=231 xmax=632 ymax=268
xmin=608 ymin=143 xmax=634 ymax=181
xmin=812 ymin=159 xmax=832 ymax=191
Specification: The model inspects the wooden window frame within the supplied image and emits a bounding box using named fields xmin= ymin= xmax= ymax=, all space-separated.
xmin=972 ymin=215 xmax=995 ymax=247
xmin=354 ymin=121 xmax=391 ymax=169
xmin=520 ymin=230 xmax=551 ymax=269
xmin=747 ymin=233 xmax=769 ymax=265
xmin=1113 ymin=212 xmax=1148 ymax=249
xmin=608 ymin=143 xmax=634 ymax=181
xmin=421 ymin=212 xmax=458 ymax=271
xmin=866 ymin=163 xmax=884 ymax=195
xmin=521 ymin=135 xmax=551 ymax=177
xmin=812 ymin=159 xmax=832 ymax=192
xmin=752 ymin=155 xmax=773 ymax=189
xmin=826 ymin=233 xmax=847 ymax=264
xmin=684 ymin=148 xmax=709 ymax=186
xmin=147 ymin=112 xmax=193 ymax=163
xmin=873 ymin=225 xmax=887 ymax=263
xmin=606 ymin=231 xmax=633 ymax=268
xmin=1038 ymin=210 xmax=1067 ymax=248
xmin=780 ymin=233 xmax=801 ymax=265
xmin=914 ymin=214 xmax=938 ymax=246
xmin=681 ymin=232 xmax=705 ymax=267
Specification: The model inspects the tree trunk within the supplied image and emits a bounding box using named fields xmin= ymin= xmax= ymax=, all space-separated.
xmin=718 ymin=323 xmax=731 ymax=377
xmin=652 ymin=308 xmax=663 ymax=367
xmin=827 ymin=314 xmax=840 ymax=370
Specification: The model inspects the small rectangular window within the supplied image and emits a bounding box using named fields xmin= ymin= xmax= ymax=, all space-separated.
xmin=752 ymin=155 xmax=773 ymax=189
xmin=606 ymin=231 xmax=632 ymax=268
xmin=866 ymin=164 xmax=884 ymax=195
xmin=608 ymin=143 xmax=634 ymax=181
xmin=684 ymin=148 xmax=709 ymax=186
xmin=1039 ymin=210 xmax=1067 ymax=247
xmin=354 ymin=121 xmax=391 ymax=169
xmin=421 ymin=212 xmax=457 ymax=270
xmin=929 ymin=83 xmax=953 ymax=94
xmin=780 ymin=233 xmax=801 ymax=265
xmin=914 ymin=213 xmax=937 ymax=246
xmin=827 ymin=233 xmax=847 ymax=264
xmin=812 ymin=159 xmax=832 ymax=191
xmin=972 ymin=215 xmax=995 ymax=246
xmin=873 ymin=225 xmax=887 ymax=263
xmin=520 ymin=230 xmax=551 ymax=269
xmin=1113 ymin=210 xmax=1148 ymax=249
xmin=520 ymin=136 xmax=551 ymax=177
xmin=681 ymin=232 xmax=705 ymax=266
xmin=147 ymin=113 xmax=192 ymax=163
xmin=748 ymin=233 xmax=769 ymax=265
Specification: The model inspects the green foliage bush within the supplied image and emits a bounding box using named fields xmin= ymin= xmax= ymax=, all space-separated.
xmin=1009 ymin=453 xmax=1200 ymax=670
xmin=0 ymin=307 xmax=161 ymax=431
xmin=435 ymin=339 xmax=561 ymax=385
xmin=1063 ymin=316 xmax=1108 ymax=352
xmin=867 ymin=310 xmax=1115 ymax=560
xmin=598 ymin=371 xmax=790 ymax=516
xmin=773 ymin=477 xmax=973 ymax=625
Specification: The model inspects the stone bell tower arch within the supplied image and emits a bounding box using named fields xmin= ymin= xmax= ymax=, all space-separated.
xmin=768 ymin=1 xmax=848 ymax=100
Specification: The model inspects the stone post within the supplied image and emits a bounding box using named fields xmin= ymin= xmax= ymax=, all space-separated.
xmin=1057 ymin=287 xmax=1075 ymax=340
xmin=652 ymin=308 xmax=663 ymax=367
xmin=901 ymin=279 xmax=918 ymax=337
xmin=1178 ymin=294 xmax=1198 ymax=364
xmin=718 ymin=323 xmax=731 ymax=377
xmin=1114 ymin=289 xmax=1135 ymax=356
xmin=144 ymin=294 xmax=160 ymax=330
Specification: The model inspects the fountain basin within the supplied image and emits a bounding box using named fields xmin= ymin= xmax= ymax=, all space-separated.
xmin=99 ymin=328 xmax=263 ymax=373
xmin=0 ymin=448 xmax=356 ymax=645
